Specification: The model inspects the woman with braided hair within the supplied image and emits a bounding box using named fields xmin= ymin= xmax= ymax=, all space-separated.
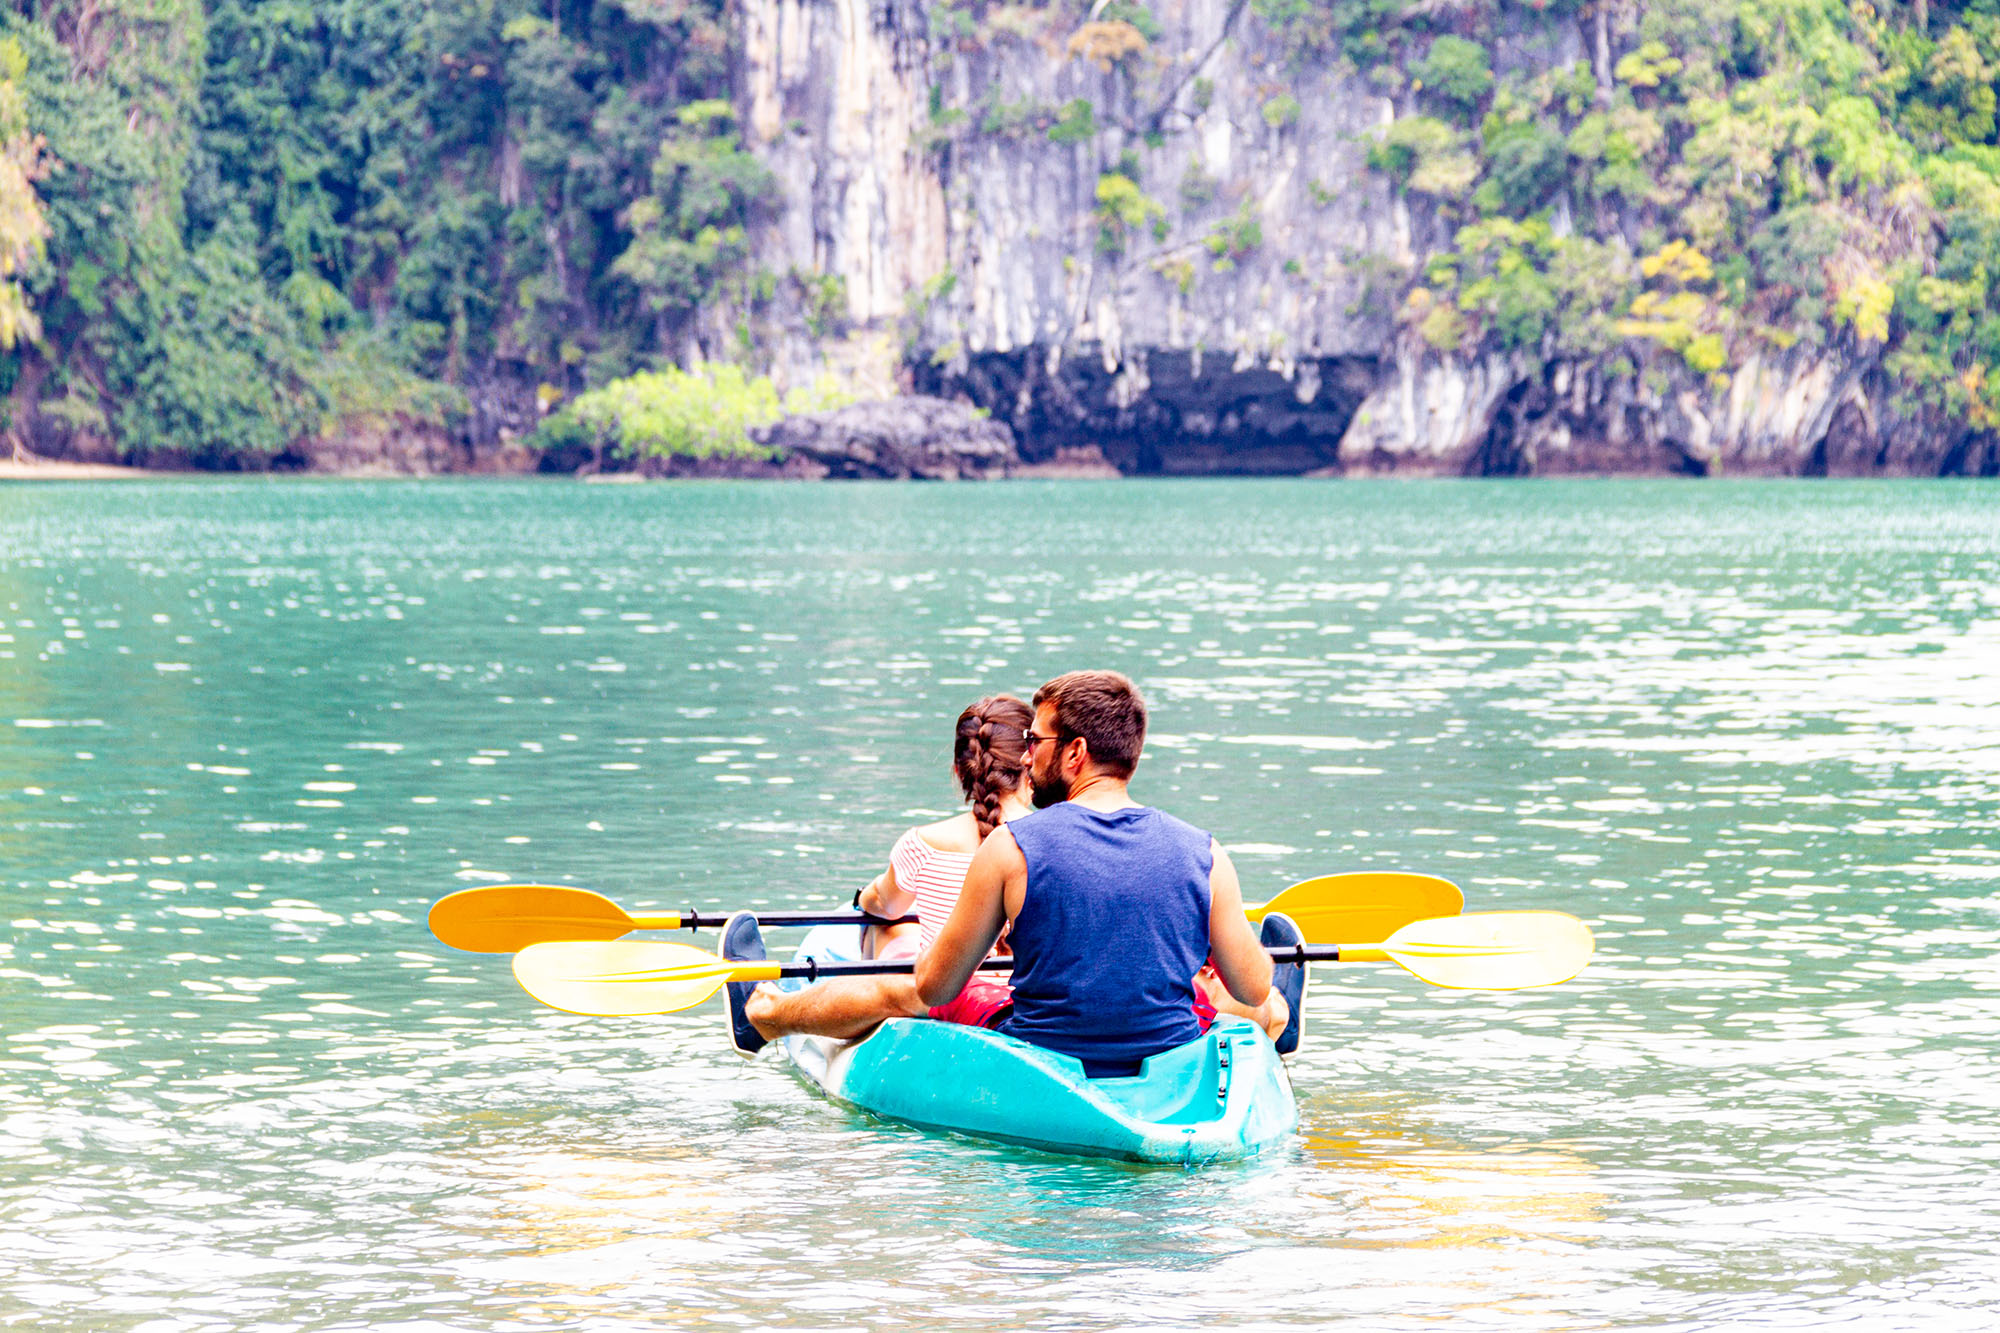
xmin=724 ymin=696 xmax=1034 ymax=1054
xmin=861 ymin=695 xmax=1034 ymax=963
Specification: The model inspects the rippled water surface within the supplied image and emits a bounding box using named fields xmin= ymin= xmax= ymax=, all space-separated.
xmin=3 ymin=478 xmax=1997 ymax=1330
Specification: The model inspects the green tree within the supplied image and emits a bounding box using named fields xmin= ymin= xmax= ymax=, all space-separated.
xmin=0 ymin=35 xmax=49 ymax=352
xmin=1417 ymin=36 xmax=1494 ymax=110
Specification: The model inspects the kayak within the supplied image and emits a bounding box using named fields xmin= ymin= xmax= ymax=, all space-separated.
xmin=775 ymin=925 xmax=1298 ymax=1165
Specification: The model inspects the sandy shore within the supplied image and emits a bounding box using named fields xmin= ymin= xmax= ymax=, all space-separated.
xmin=0 ymin=451 xmax=156 ymax=479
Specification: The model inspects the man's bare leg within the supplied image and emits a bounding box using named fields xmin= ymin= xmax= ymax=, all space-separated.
xmin=743 ymin=973 xmax=928 ymax=1042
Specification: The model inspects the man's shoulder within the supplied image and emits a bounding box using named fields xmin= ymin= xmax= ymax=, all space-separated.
xmin=1138 ymin=806 xmax=1214 ymax=848
xmin=1020 ymin=801 xmax=1211 ymax=843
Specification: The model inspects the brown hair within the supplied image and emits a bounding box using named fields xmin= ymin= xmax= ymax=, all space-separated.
xmin=1032 ymin=670 xmax=1146 ymax=778
xmin=954 ymin=695 xmax=1033 ymax=837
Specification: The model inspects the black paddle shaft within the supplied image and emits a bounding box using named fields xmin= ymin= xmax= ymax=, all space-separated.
xmin=679 ymin=909 xmax=918 ymax=930
xmin=769 ymin=944 xmax=1347 ymax=982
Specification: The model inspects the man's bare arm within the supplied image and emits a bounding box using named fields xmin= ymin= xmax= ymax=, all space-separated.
xmin=914 ymin=828 xmax=1019 ymax=1006
xmin=1206 ymin=842 xmax=1273 ymax=1006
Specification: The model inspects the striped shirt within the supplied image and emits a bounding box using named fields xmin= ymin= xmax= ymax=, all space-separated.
xmin=889 ymin=827 xmax=976 ymax=954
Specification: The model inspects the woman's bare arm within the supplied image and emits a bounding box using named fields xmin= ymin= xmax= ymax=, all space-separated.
xmin=915 ymin=827 xmax=1020 ymax=1006
xmin=857 ymin=858 xmax=911 ymax=918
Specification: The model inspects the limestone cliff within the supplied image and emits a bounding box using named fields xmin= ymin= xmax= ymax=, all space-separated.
xmin=737 ymin=0 xmax=2000 ymax=477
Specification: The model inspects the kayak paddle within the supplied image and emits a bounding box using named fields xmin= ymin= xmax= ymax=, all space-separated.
xmin=510 ymin=911 xmax=1593 ymax=1017
xmin=513 ymin=939 xmax=1020 ymax=1016
xmin=1305 ymin=910 xmax=1593 ymax=991
xmin=428 ymin=884 xmax=915 ymax=954
xmin=433 ymin=871 xmax=1464 ymax=954
xmin=1243 ymin=872 xmax=1462 ymax=946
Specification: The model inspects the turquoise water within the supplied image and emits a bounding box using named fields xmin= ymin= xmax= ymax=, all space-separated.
xmin=2 ymin=478 xmax=1997 ymax=1330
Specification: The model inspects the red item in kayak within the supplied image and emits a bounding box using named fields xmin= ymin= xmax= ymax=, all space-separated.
xmin=929 ymin=976 xmax=1015 ymax=1029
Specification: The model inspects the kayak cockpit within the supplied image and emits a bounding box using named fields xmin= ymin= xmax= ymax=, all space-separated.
xmin=776 ymin=925 xmax=1297 ymax=1164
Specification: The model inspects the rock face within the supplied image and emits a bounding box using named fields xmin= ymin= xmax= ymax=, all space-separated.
xmin=1332 ymin=346 xmax=2000 ymax=477
xmin=277 ymin=422 xmax=541 ymax=476
xmin=752 ymin=395 xmax=1023 ymax=478
xmin=738 ymin=0 xmax=2000 ymax=476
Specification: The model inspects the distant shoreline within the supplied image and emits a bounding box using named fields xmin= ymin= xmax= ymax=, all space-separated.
xmin=4 ymin=445 xmax=1995 ymax=483
xmin=0 ymin=451 xmax=159 ymax=480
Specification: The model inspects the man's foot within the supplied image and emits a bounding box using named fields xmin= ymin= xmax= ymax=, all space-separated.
xmin=1261 ymin=911 xmax=1307 ymax=1056
xmin=743 ymin=982 xmax=784 ymax=1039
xmin=721 ymin=911 xmax=769 ymax=1058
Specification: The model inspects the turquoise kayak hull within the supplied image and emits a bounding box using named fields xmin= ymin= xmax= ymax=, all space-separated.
xmin=777 ymin=926 xmax=1298 ymax=1165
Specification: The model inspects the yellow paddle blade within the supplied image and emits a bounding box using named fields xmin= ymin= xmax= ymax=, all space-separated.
xmin=1371 ymin=911 xmax=1595 ymax=990
xmin=513 ymin=939 xmax=782 ymax=1016
xmin=430 ymin=885 xmax=642 ymax=953
xmin=1246 ymin=872 xmax=1464 ymax=945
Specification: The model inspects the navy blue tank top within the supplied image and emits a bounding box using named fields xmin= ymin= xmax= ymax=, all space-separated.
xmin=999 ymin=803 xmax=1212 ymax=1076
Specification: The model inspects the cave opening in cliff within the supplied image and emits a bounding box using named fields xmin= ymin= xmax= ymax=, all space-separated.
xmin=919 ymin=349 xmax=1380 ymax=477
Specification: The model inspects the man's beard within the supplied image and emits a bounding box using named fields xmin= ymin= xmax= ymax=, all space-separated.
xmin=1030 ymin=766 xmax=1071 ymax=809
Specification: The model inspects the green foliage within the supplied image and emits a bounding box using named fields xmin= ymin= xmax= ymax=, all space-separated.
xmin=113 ymin=224 xmax=325 ymax=464
xmin=1049 ymin=99 xmax=1098 ymax=145
xmin=1179 ymin=161 xmax=1219 ymax=211
xmin=1921 ymin=26 xmax=1999 ymax=144
xmin=1816 ymin=96 xmax=1915 ymax=190
xmin=1544 ymin=236 xmax=1639 ymax=358
xmin=979 ymin=92 xmax=1047 ymax=137
xmin=1747 ymin=204 xmax=1842 ymax=333
xmin=1251 ymin=0 xmax=1395 ymax=70
xmin=1151 ymin=254 xmax=1196 ymax=295
xmin=1450 ymin=217 xmax=1561 ymax=350
xmin=1 ymin=0 xmax=770 ymax=462
xmin=1543 ymin=61 xmax=1602 ymax=118
xmin=17 ymin=0 xmax=2000 ymax=460
xmin=1475 ymin=120 xmax=1569 ymax=214
xmin=1615 ymin=41 xmax=1684 ymax=89
xmin=931 ymin=0 xmax=978 ymax=45
xmin=923 ymin=83 xmax=968 ymax=150
xmin=1204 ymin=201 xmax=1263 ymax=269
xmin=3 ymin=7 xmax=320 ymax=462
xmin=1418 ymin=298 xmax=1467 ymax=350
xmin=0 ymin=34 xmax=49 ymax=349
xmin=1095 ymin=172 xmax=1168 ymax=252
xmin=1369 ymin=117 xmax=1476 ymax=197
xmin=1570 ymin=102 xmax=1667 ymax=205
xmin=1365 ymin=0 xmax=2000 ymax=426
xmin=551 ymin=363 xmax=852 ymax=460
xmin=309 ymin=330 xmax=470 ymax=434
xmin=611 ymin=111 xmax=777 ymax=324
xmin=1416 ymin=37 xmax=1494 ymax=110
xmin=795 ymin=270 xmax=850 ymax=339
xmin=1261 ymin=93 xmax=1302 ymax=129
xmin=1099 ymin=1 xmax=1163 ymax=43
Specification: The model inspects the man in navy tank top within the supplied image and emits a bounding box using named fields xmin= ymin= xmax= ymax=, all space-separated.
xmin=917 ymin=670 xmax=1289 ymax=1077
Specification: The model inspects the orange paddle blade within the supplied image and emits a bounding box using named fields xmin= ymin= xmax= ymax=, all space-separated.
xmin=430 ymin=885 xmax=653 ymax=953
xmin=1246 ymin=872 xmax=1463 ymax=945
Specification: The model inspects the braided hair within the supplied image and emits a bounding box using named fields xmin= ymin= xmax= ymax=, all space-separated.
xmin=953 ymin=695 xmax=1033 ymax=838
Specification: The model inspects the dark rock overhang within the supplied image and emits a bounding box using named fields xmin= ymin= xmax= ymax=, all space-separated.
xmin=919 ymin=346 xmax=1378 ymax=476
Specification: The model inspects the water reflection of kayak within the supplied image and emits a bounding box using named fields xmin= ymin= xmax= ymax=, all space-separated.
xmin=777 ymin=925 xmax=1298 ymax=1165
